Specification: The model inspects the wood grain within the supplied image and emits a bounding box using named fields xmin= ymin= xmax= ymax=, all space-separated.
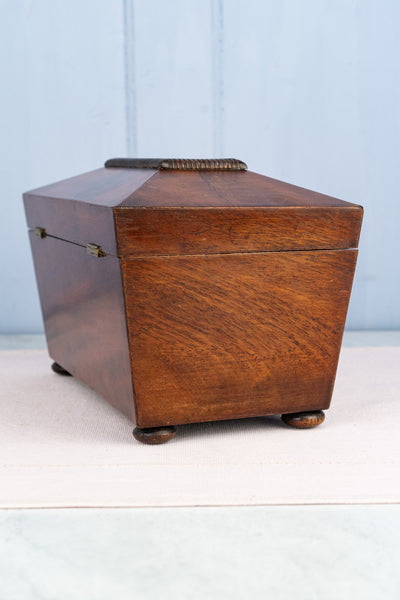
xmin=282 ymin=411 xmax=325 ymax=429
xmin=25 ymin=167 xmax=362 ymax=258
xmin=115 ymin=206 xmax=362 ymax=257
xmin=119 ymin=170 xmax=361 ymax=207
xmin=24 ymin=167 xmax=154 ymax=207
xmin=122 ymin=249 xmax=358 ymax=428
xmin=28 ymin=232 xmax=135 ymax=422
xmin=25 ymin=165 xmax=362 ymax=433
xmin=24 ymin=196 xmax=117 ymax=255
xmin=23 ymin=168 xmax=155 ymax=255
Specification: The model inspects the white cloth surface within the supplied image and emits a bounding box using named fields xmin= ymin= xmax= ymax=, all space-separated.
xmin=0 ymin=347 xmax=399 ymax=508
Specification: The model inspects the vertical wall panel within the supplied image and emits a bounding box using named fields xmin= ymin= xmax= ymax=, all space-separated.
xmin=1 ymin=0 xmax=399 ymax=332
xmin=222 ymin=0 xmax=400 ymax=329
xmin=211 ymin=0 xmax=224 ymax=156
xmin=0 ymin=0 xmax=126 ymax=333
xmin=132 ymin=0 xmax=214 ymax=156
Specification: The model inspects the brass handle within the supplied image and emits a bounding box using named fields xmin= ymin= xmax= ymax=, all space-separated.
xmin=104 ymin=158 xmax=247 ymax=171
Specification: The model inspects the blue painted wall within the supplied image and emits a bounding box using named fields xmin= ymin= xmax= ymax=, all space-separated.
xmin=1 ymin=0 xmax=399 ymax=332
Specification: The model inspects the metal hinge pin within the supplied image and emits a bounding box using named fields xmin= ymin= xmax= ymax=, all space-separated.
xmin=86 ymin=243 xmax=105 ymax=258
xmin=33 ymin=227 xmax=47 ymax=239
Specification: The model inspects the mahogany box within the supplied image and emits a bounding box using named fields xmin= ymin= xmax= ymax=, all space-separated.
xmin=24 ymin=158 xmax=363 ymax=444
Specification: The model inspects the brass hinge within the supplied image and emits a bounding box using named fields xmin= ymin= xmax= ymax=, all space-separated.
xmin=86 ymin=243 xmax=105 ymax=258
xmin=33 ymin=227 xmax=46 ymax=239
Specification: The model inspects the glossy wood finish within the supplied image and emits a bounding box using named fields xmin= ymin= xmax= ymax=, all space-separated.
xmin=24 ymin=197 xmax=117 ymax=255
xmin=28 ymin=233 xmax=135 ymax=422
xmin=23 ymin=168 xmax=154 ymax=255
xmin=282 ymin=410 xmax=325 ymax=429
xmin=51 ymin=362 xmax=72 ymax=376
xmin=115 ymin=169 xmax=362 ymax=256
xmin=122 ymin=249 xmax=357 ymax=428
xmin=132 ymin=426 xmax=177 ymax=445
xmin=24 ymin=168 xmax=362 ymax=258
xmin=24 ymin=167 xmax=154 ymax=207
xmin=24 ymin=167 xmax=360 ymax=210
xmin=119 ymin=170 xmax=360 ymax=208
xmin=24 ymin=165 xmax=362 ymax=436
xmin=115 ymin=206 xmax=362 ymax=257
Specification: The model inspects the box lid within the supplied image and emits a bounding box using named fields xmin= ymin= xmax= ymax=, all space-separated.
xmin=24 ymin=158 xmax=363 ymax=257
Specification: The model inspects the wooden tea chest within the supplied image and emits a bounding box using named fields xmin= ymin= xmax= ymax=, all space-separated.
xmin=24 ymin=158 xmax=363 ymax=444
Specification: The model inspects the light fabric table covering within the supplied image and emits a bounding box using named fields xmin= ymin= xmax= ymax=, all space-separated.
xmin=0 ymin=346 xmax=399 ymax=508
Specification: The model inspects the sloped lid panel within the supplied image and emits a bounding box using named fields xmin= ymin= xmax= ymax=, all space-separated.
xmin=23 ymin=168 xmax=155 ymax=255
xmin=119 ymin=169 xmax=358 ymax=208
xmin=25 ymin=167 xmax=155 ymax=207
xmin=24 ymin=165 xmax=363 ymax=257
xmin=115 ymin=170 xmax=363 ymax=256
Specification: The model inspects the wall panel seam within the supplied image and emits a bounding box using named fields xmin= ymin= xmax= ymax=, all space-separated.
xmin=211 ymin=0 xmax=224 ymax=156
xmin=123 ymin=0 xmax=137 ymax=156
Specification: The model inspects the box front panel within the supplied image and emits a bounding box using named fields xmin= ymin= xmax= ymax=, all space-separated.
xmin=115 ymin=206 xmax=363 ymax=257
xmin=122 ymin=249 xmax=358 ymax=427
xmin=29 ymin=233 xmax=135 ymax=422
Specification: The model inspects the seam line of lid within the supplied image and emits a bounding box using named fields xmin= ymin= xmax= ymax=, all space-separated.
xmin=118 ymin=247 xmax=359 ymax=260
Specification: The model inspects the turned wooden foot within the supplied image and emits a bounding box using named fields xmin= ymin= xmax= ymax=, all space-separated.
xmin=51 ymin=362 xmax=72 ymax=376
xmin=281 ymin=410 xmax=325 ymax=429
xmin=133 ymin=426 xmax=177 ymax=445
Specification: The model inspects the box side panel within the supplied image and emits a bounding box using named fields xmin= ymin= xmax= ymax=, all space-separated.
xmin=24 ymin=195 xmax=117 ymax=255
xmin=122 ymin=249 xmax=357 ymax=427
xmin=115 ymin=206 xmax=363 ymax=257
xmin=28 ymin=233 xmax=135 ymax=423
xmin=25 ymin=168 xmax=155 ymax=207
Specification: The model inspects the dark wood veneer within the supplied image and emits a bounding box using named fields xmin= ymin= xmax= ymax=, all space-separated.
xmin=115 ymin=206 xmax=362 ymax=257
xmin=24 ymin=162 xmax=363 ymax=442
xmin=122 ymin=249 xmax=357 ymax=428
xmin=28 ymin=232 xmax=135 ymax=422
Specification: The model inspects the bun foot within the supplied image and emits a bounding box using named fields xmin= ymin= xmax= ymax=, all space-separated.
xmin=51 ymin=362 xmax=72 ymax=376
xmin=282 ymin=410 xmax=325 ymax=429
xmin=133 ymin=426 xmax=177 ymax=445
